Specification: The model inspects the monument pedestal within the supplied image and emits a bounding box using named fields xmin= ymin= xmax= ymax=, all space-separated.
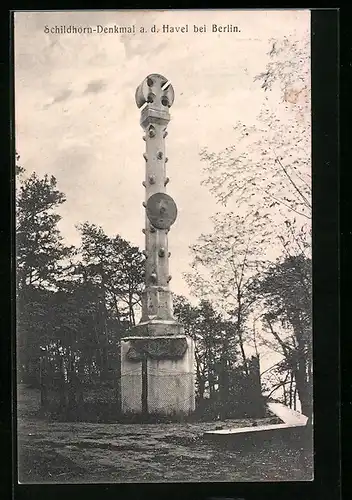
xmin=121 ymin=334 xmax=195 ymax=418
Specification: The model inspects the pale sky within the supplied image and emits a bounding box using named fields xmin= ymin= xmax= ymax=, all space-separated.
xmin=15 ymin=10 xmax=311 ymax=389
xmin=14 ymin=9 xmax=310 ymax=300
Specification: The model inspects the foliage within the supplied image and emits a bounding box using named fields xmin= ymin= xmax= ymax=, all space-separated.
xmin=174 ymin=296 xmax=238 ymax=399
xmin=191 ymin=32 xmax=312 ymax=416
xmin=17 ymin=286 xmax=54 ymax=384
xmin=173 ymin=295 xmax=264 ymax=418
xmin=16 ymin=166 xmax=74 ymax=384
xmin=16 ymin=172 xmax=73 ymax=290
xmin=252 ymin=253 xmax=312 ymax=416
xmin=76 ymin=222 xmax=145 ymax=326
xmin=200 ymin=31 xmax=311 ymax=257
xmin=16 ymin=151 xmax=25 ymax=176
xmin=16 ymin=162 xmax=144 ymax=391
xmin=184 ymin=211 xmax=271 ymax=371
xmin=15 ymin=158 xmax=263 ymax=419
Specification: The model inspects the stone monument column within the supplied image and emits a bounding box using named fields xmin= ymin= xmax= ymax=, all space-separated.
xmin=120 ymin=74 xmax=195 ymax=418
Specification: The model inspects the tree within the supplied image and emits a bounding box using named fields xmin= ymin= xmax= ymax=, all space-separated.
xmin=71 ymin=223 xmax=144 ymax=389
xmin=173 ymin=294 xmax=265 ymax=418
xmin=173 ymin=295 xmax=240 ymax=404
xmin=15 ymin=151 xmax=25 ymax=176
xmin=15 ymin=158 xmax=145 ymax=412
xmin=17 ymin=285 xmax=54 ymax=384
xmin=16 ymin=166 xmax=73 ymax=383
xmin=252 ymin=253 xmax=312 ymax=417
xmin=195 ymin=33 xmax=312 ymax=412
xmin=16 ymin=172 xmax=73 ymax=290
xmin=77 ymin=222 xmax=144 ymax=327
xmin=185 ymin=211 xmax=269 ymax=370
xmin=200 ymin=30 xmax=311 ymax=256
xmin=172 ymin=294 xmax=206 ymax=399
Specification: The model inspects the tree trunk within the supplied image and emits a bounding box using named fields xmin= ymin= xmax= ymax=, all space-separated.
xmin=40 ymin=356 xmax=48 ymax=408
xmin=219 ymin=339 xmax=230 ymax=417
xmin=237 ymin=330 xmax=248 ymax=374
xmin=283 ymin=385 xmax=287 ymax=406
xmin=208 ymin=374 xmax=215 ymax=399
xmin=195 ymin=357 xmax=205 ymax=401
xmin=116 ymin=338 xmax=122 ymax=412
xmin=236 ymin=294 xmax=248 ymax=374
xmin=294 ymin=387 xmax=297 ymax=410
xmin=58 ymin=355 xmax=67 ymax=409
xmin=101 ymin=296 xmax=109 ymax=381
xmin=207 ymin=346 xmax=217 ymax=400
xmin=77 ymin=357 xmax=85 ymax=405
xmin=197 ymin=377 xmax=205 ymax=401
xmin=289 ymin=371 xmax=294 ymax=408
xmin=291 ymin=314 xmax=312 ymax=417
xmin=131 ymin=303 xmax=136 ymax=327
xmin=293 ymin=363 xmax=312 ymax=418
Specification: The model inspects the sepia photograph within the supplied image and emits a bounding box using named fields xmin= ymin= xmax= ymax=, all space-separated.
xmin=14 ymin=9 xmax=313 ymax=483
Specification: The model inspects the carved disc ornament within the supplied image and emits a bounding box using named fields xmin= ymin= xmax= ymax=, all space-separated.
xmin=146 ymin=192 xmax=177 ymax=230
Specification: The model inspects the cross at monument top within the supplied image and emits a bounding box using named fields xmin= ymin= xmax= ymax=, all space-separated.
xmin=135 ymin=73 xmax=175 ymax=111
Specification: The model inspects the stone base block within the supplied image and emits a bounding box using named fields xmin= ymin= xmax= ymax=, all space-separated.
xmin=121 ymin=335 xmax=195 ymax=418
xmin=129 ymin=319 xmax=185 ymax=337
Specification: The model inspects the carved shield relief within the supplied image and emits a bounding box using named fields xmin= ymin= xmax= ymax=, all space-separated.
xmin=146 ymin=192 xmax=177 ymax=230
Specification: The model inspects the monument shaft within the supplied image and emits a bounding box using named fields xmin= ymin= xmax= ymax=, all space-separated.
xmin=142 ymin=106 xmax=173 ymax=322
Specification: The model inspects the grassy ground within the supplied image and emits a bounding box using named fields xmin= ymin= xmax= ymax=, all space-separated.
xmin=17 ymin=385 xmax=313 ymax=483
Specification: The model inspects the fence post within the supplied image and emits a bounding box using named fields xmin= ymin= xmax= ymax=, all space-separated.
xmin=141 ymin=353 xmax=148 ymax=416
xmin=39 ymin=355 xmax=47 ymax=408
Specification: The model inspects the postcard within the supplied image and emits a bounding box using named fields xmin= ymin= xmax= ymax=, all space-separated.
xmin=14 ymin=9 xmax=313 ymax=483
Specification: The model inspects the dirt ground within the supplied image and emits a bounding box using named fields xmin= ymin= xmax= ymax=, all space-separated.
xmin=16 ymin=385 xmax=313 ymax=483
